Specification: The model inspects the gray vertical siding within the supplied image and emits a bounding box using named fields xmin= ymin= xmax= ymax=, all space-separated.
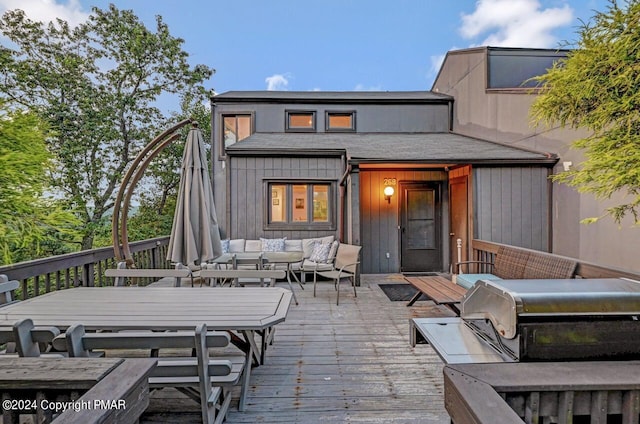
xmin=473 ymin=167 xmax=550 ymax=251
xmin=359 ymin=169 xmax=447 ymax=274
xmin=228 ymin=156 xmax=343 ymax=240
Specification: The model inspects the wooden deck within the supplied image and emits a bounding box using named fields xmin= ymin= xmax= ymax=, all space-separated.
xmin=140 ymin=274 xmax=455 ymax=423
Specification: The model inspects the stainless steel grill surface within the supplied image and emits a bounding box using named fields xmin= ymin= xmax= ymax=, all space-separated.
xmin=460 ymin=278 xmax=640 ymax=361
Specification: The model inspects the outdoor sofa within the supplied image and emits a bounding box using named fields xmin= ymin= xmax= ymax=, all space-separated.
xmin=221 ymin=235 xmax=338 ymax=281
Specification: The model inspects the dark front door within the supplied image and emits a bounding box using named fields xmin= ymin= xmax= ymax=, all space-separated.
xmin=400 ymin=182 xmax=442 ymax=272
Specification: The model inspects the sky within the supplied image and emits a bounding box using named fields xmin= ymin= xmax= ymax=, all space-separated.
xmin=0 ymin=0 xmax=610 ymax=96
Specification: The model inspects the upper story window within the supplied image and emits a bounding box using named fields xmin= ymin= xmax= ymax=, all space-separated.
xmin=222 ymin=114 xmax=253 ymax=150
xmin=487 ymin=49 xmax=568 ymax=89
xmin=286 ymin=111 xmax=316 ymax=132
xmin=326 ymin=111 xmax=356 ymax=132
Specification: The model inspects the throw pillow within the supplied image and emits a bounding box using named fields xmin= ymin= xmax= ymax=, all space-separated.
xmin=261 ymin=237 xmax=286 ymax=252
xmin=221 ymin=239 xmax=230 ymax=254
xmin=302 ymin=235 xmax=335 ymax=258
xmin=309 ymin=241 xmax=332 ymax=263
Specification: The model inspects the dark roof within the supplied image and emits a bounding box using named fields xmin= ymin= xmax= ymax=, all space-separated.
xmin=213 ymin=91 xmax=452 ymax=104
xmin=225 ymin=133 xmax=557 ymax=165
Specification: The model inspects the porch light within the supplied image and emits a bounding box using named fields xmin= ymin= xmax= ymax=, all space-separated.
xmin=383 ymin=185 xmax=394 ymax=203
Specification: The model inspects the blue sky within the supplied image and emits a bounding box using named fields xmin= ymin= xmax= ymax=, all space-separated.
xmin=1 ymin=0 xmax=609 ymax=95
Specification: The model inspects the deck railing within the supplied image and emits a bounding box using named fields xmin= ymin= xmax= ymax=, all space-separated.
xmin=0 ymin=236 xmax=171 ymax=300
xmin=470 ymin=239 xmax=640 ymax=280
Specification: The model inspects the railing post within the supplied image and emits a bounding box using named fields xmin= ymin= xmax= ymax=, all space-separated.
xmin=456 ymin=238 xmax=463 ymax=274
xmin=84 ymin=263 xmax=95 ymax=287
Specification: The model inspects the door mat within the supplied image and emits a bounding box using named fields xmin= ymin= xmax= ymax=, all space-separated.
xmin=378 ymin=284 xmax=423 ymax=302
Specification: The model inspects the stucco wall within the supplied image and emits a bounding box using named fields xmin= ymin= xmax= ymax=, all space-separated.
xmin=433 ymin=48 xmax=640 ymax=272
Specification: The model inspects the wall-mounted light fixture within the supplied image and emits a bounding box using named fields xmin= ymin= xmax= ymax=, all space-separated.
xmin=383 ymin=185 xmax=395 ymax=203
xmin=382 ymin=177 xmax=397 ymax=204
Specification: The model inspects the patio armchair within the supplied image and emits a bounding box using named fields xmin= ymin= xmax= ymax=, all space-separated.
xmin=313 ymin=243 xmax=361 ymax=305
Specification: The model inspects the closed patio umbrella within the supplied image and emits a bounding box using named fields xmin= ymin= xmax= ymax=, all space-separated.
xmin=167 ymin=124 xmax=222 ymax=266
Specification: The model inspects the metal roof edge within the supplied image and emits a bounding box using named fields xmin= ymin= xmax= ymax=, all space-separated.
xmin=350 ymin=158 xmax=558 ymax=166
xmin=211 ymin=91 xmax=453 ymax=104
xmin=226 ymin=148 xmax=346 ymax=157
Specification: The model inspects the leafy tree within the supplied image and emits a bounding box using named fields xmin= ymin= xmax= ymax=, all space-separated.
xmin=530 ymin=0 xmax=640 ymax=224
xmin=0 ymin=5 xmax=214 ymax=250
xmin=0 ymin=103 xmax=80 ymax=264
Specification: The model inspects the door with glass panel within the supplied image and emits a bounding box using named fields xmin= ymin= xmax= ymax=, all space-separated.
xmin=400 ymin=182 xmax=442 ymax=272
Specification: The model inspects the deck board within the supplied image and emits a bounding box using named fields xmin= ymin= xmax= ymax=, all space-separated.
xmin=139 ymin=274 xmax=453 ymax=423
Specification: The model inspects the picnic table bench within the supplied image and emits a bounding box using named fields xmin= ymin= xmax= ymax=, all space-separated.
xmin=104 ymin=266 xmax=193 ymax=287
xmin=0 ymin=357 xmax=154 ymax=424
xmin=0 ymin=275 xmax=20 ymax=306
xmin=404 ymin=275 xmax=467 ymax=313
xmin=53 ymin=323 xmax=247 ymax=422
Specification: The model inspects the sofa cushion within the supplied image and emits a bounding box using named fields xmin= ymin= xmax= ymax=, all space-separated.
xmin=309 ymin=242 xmax=332 ymax=263
xmin=301 ymin=259 xmax=334 ymax=272
xmin=302 ymin=235 xmax=334 ymax=258
xmin=245 ymin=239 xmax=262 ymax=252
xmin=285 ymin=239 xmax=303 ymax=252
xmin=260 ymin=237 xmax=286 ymax=252
xmin=229 ymin=239 xmax=245 ymax=253
xmin=221 ymin=239 xmax=230 ymax=254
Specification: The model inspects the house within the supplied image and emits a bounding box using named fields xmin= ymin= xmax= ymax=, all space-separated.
xmin=432 ymin=46 xmax=640 ymax=273
xmin=210 ymin=89 xmax=557 ymax=274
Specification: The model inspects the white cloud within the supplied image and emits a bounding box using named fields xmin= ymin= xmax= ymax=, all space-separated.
xmin=460 ymin=0 xmax=573 ymax=48
xmin=0 ymin=0 xmax=89 ymax=27
xmin=353 ymin=83 xmax=383 ymax=91
xmin=265 ymin=74 xmax=289 ymax=91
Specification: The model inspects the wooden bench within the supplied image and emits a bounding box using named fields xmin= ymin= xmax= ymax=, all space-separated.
xmin=0 ymin=319 xmax=62 ymax=357
xmin=0 ymin=357 xmax=154 ymax=424
xmin=454 ymin=245 xmax=578 ymax=290
xmin=199 ymin=269 xmax=286 ymax=287
xmin=53 ymin=323 xmax=250 ymax=422
xmin=405 ymin=276 xmax=467 ymax=313
xmin=0 ymin=275 xmax=20 ymax=306
xmin=104 ymin=264 xmax=193 ymax=287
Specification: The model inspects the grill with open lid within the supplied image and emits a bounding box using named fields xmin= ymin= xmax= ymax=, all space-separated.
xmin=460 ymin=278 xmax=640 ymax=361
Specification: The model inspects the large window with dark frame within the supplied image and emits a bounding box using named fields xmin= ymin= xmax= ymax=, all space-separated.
xmin=268 ymin=182 xmax=333 ymax=227
xmin=222 ymin=114 xmax=253 ymax=153
xmin=285 ymin=111 xmax=316 ymax=132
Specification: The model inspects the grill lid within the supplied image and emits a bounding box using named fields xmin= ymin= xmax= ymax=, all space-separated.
xmin=460 ymin=278 xmax=640 ymax=339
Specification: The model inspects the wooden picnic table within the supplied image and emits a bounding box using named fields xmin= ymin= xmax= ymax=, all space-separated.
xmin=404 ymin=275 xmax=467 ymax=312
xmin=0 ymin=357 xmax=155 ymax=424
xmin=0 ymin=287 xmax=292 ymax=365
